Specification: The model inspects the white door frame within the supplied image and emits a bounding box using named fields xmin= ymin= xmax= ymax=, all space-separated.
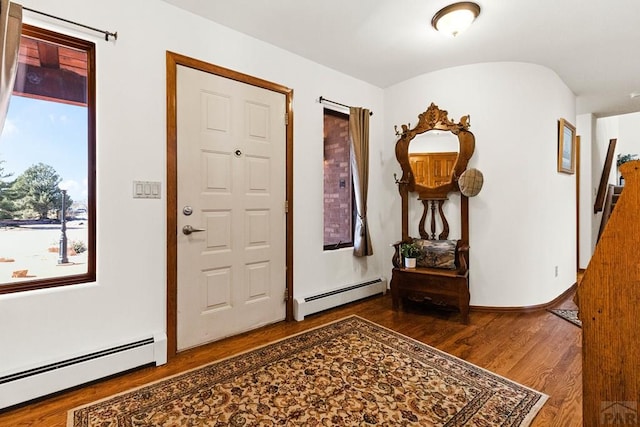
xmin=165 ymin=51 xmax=294 ymax=358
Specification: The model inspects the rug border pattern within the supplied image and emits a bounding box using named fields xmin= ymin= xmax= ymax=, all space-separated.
xmin=548 ymin=308 xmax=582 ymax=327
xmin=68 ymin=315 xmax=548 ymax=427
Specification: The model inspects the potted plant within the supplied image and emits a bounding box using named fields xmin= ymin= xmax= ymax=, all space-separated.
xmin=617 ymin=153 xmax=638 ymax=185
xmin=400 ymin=242 xmax=422 ymax=268
xmin=616 ymin=153 xmax=638 ymax=167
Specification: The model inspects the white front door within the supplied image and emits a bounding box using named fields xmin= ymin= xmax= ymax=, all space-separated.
xmin=176 ymin=65 xmax=287 ymax=351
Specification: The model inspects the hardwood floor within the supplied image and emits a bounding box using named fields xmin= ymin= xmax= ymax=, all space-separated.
xmin=0 ymin=292 xmax=582 ymax=426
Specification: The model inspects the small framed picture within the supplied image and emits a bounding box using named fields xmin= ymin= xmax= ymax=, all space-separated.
xmin=558 ymin=118 xmax=576 ymax=174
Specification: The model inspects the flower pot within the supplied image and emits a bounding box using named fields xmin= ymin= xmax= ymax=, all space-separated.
xmin=404 ymin=257 xmax=417 ymax=269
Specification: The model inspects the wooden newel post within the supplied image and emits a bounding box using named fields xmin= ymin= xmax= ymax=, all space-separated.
xmin=578 ymin=160 xmax=640 ymax=426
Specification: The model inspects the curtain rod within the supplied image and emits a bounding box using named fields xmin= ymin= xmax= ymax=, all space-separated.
xmin=22 ymin=6 xmax=117 ymax=41
xmin=319 ymin=96 xmax=373 ymax=116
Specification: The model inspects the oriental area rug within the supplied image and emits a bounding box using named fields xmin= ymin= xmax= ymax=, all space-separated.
xmin=68 ymin=316 xmax=547 ymax=426
xmin=548 ymin=309 xmax=582 ymax=328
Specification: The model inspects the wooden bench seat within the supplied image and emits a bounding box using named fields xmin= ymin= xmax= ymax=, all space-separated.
xmin=391 ymin=239 xmax=470 ymax=323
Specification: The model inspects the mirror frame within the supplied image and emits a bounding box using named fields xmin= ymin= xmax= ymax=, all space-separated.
xmin=395 ymin=103 xmax=475 ymax=199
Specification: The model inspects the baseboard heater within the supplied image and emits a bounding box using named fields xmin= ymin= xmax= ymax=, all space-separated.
xmin=0 ymin=333 xmax=167 ymax=410
xmin=293 ymin=278 xmax=387 ymax=321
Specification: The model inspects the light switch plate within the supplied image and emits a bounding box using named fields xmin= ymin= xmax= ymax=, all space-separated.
xmin=133 ymin=181 xmax=161 ymax=199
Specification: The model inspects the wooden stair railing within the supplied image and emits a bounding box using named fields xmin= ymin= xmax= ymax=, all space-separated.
xmin=577 ymin=160 xmax=640 ymax=426
xmin=597 ymin=184 xmax=623 ymax=242
xmin=594 ymin=138 xmax=616 ymax=214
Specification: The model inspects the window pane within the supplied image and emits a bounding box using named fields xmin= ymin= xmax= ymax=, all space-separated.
xmin=0 ymin=26 xmax=95 ymax=293
xmin=323 ymin=109 xmax=353 ymax=249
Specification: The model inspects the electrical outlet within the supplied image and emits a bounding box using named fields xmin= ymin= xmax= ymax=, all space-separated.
xmin=554 ymin=266 xmax=558 ymax=277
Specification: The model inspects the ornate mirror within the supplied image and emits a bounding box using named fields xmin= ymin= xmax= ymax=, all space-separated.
xmin=408 ymin=131 xmax=459 ymax=189
xmin=395 ymin=103 xmax=475 ymax=200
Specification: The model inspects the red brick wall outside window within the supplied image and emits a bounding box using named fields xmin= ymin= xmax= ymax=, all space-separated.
xmin=323 ymin=109 xmax=353 ymax=249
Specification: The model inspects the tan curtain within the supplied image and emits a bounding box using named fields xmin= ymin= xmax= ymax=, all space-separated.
xmin=0 ymin=0 xmax=22 ymax=135
xmin=349 ymin=107 xmax=373 ymax=256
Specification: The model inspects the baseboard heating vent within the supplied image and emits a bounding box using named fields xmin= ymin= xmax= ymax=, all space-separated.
xmin=0 ymin=334 xmax=166 ymax=410
xmin=293 ymin=278 xmax=387 ymax=321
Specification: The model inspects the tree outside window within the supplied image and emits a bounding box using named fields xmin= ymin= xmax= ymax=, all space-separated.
xmin=0 ymin=25 xmax=95 ymax=294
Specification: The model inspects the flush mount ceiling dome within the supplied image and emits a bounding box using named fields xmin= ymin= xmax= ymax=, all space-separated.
xmin=432 ymin=2 xmax=481 ymax=36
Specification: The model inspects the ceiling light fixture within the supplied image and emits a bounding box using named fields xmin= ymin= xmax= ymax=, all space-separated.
xmin=431 ymin=2 xmax=481 ymax=37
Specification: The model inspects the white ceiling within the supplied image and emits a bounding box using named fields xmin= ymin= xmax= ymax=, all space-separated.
xmin=161 ymin=0 xmax=640 ymax=118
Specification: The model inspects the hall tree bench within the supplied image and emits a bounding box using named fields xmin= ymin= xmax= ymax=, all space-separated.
xmin=390 ymin=103 xmax=481 ymax=324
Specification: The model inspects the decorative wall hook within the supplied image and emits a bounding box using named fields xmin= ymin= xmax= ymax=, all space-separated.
xmin=394 ymin=123 xmax=411 ymax=137
xmin=394 ymin=173 xmax=408 ymax=185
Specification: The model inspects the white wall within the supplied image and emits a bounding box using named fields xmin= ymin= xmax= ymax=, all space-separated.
xmin=595 ymin=116 xmax=620 ymax=186
xmin=590 ymin=112 xmax=640 ymax=254
xmin=576 ymin=113 xmax=594 ymax=269
xmin=617 ymin=112 xmax=640 ymax=172
xmin=0 ymin=0 xmax=387 ymax=375
xmin=384 ymin=62 xmax=577 ymax=307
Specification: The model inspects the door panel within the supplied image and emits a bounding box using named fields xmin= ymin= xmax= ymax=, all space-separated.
xmin=176 ymin=65 xmax=286 ymax=351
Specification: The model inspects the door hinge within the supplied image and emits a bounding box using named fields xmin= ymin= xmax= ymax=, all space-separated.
xmin=284 ymin=286 xmax=289 ymax=302
xmin=284 ymin=200 xmax=289 ymax=213
xmin=284 ymin=112 xmax=289 ymax=126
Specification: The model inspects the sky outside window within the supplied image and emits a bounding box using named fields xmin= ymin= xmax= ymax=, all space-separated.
xmin=0 ymin=95 xmax=87 ymax=203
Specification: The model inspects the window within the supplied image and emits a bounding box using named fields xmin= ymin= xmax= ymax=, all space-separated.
xmin=0 ymin=25 xmax=95 ymax=294
xmin=323 ymin=108 xmax=354 ymax=250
